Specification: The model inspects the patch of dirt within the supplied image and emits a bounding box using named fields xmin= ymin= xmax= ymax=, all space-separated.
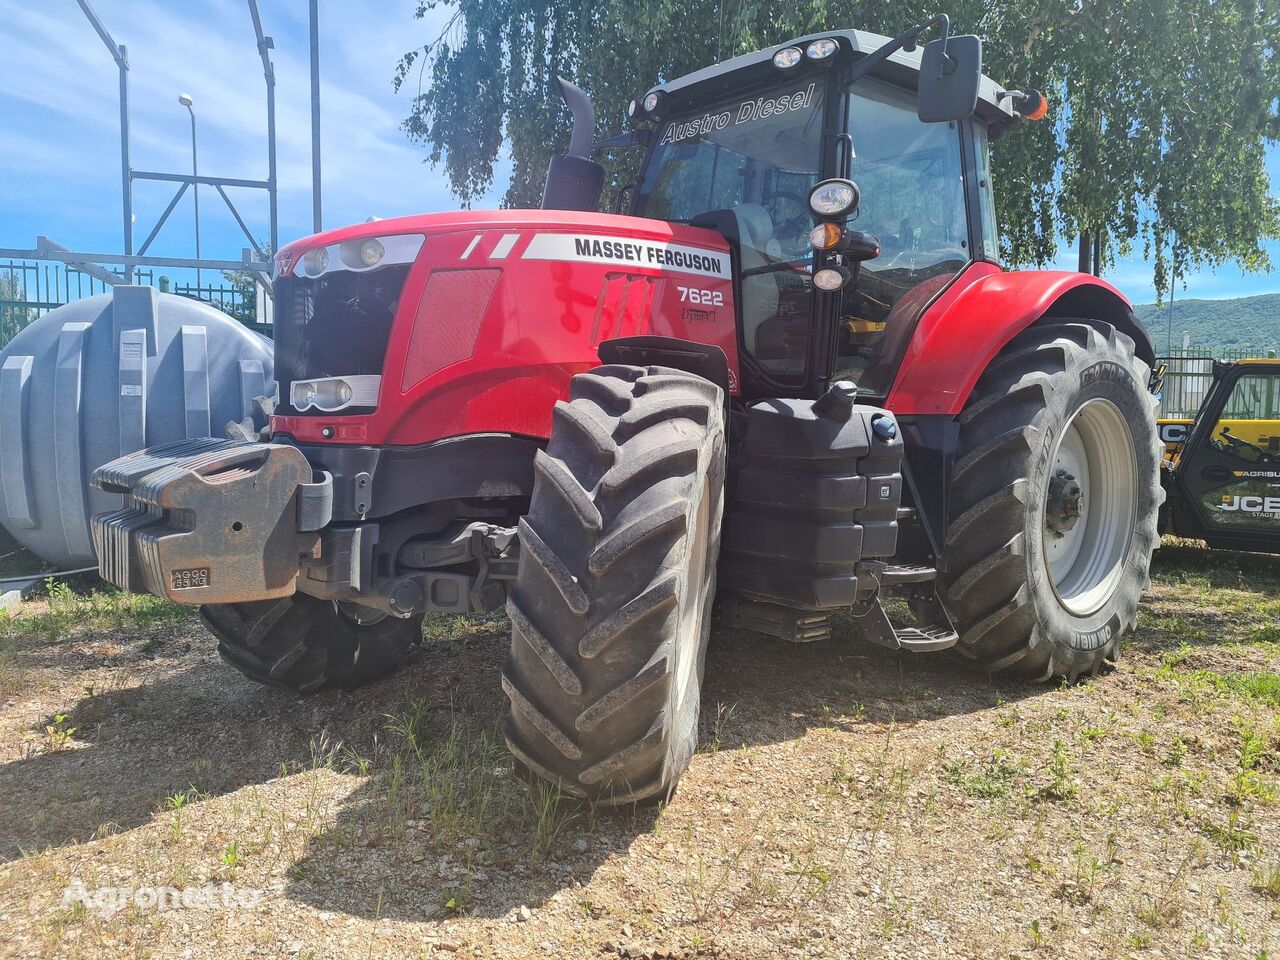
xmin=0 ymin=542 xmax=1278 ymax=959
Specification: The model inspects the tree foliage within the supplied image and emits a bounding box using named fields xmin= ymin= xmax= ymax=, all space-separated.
xmin=0 ymin=274 xmax=34 ymax=350
xmin=1133 ymin=291 xmax=1280 ymax=352
xmin=396 ymin=0 xmax=1280 ymax=298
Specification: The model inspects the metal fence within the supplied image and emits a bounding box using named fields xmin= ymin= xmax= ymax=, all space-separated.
xmin=1 ymin=259 xmax=259 ymax=350
xmin=1157 ymin=347 xmax=1279 ymax=420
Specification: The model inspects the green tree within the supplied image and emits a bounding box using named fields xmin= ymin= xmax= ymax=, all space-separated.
xmin=396 ymin=0 xmax=1280 ymax=299
xmin=219 ymin=238 xmax=271 ymax=326
xmin=0 ymin=273 xmax=34 ymax=349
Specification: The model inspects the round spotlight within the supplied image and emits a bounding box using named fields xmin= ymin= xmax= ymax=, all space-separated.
xmin=809 ymin=222 xmax=843 ymax=251
xmin=772 ymin=46 xmax=803 ymax=70
xmin=813 ymin=265 xmax=852 ymax=292
xmin=358 ymin=238 xmax=385 ymax=267
xmin=642 ymin=90 xmax=667 ymax=115
xmin=808 ymin=178 xmax=861 ymax=219
xmin=627 ymin=98 xmax=642 ymax=120
xmin=302 ymin=246 xmax=330 ymax=277
xmin=805 ymin=38 xmax=838 ymax=60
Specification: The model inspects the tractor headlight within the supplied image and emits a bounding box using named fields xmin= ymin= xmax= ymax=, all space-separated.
xmin=772 ymin=46 xmax=803 ymax=70
xmin=805 ymin=38 xmax=838 ymax=61
xmin=643 ymin=90 xmax=667 ymax=116
xmin=813 ymin=265 xmax=852 ymax=292
xmin=301 ymin=246 xmax=330 ymax=277
xmin=290 ymin=375 xmax=382 ymax=413
xmin=358 ymin=238 xmax=385 ymax=267
xmin=808 ymin=178 xmax=860 ymax=219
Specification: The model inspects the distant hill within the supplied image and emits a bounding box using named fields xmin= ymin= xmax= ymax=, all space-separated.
xmin=1132 ymin=292 xmax=1280 ymax=354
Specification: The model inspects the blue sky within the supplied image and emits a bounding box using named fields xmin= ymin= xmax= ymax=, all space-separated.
xmin=2 ymin=1 xmax=1278 ymax=307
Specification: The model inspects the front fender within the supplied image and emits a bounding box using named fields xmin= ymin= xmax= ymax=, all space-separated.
xmin=886 ymin=266 xmax=1152 ymax=416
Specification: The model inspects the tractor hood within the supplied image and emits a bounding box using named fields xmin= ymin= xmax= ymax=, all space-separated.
xmin=269 ymin=210 xmax=739 ymax=447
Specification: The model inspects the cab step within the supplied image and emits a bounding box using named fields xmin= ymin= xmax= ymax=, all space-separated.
xmin=889 ymin=624 xmax=959 ymax=652
xmin=856 ymin=594 xmax=958 ymax=652
xmin=881 ymin=563 xmax=937 ymax=585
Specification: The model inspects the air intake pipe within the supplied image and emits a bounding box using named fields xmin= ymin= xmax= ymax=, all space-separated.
xmin=541 ymin=77 xmax=605 ymax=212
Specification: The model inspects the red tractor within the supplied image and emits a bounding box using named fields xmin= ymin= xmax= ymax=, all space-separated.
xmin=93 ymin=19 xmax=1162 ymax=804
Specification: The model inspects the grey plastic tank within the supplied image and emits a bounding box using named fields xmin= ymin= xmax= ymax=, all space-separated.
xmin=0 ymin=285 xmax=275 ymax=569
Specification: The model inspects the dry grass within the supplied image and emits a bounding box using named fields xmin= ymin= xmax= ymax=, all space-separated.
xmin=0 ymin=538 xmax=1277 ymax=959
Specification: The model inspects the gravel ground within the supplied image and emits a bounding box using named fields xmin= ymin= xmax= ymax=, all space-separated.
xmin=0 ymin=538 xmax=1277 ymax=959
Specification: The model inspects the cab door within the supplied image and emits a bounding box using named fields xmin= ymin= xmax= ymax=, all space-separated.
xmin=1172 ymin=362 xmax=1280 ymax=552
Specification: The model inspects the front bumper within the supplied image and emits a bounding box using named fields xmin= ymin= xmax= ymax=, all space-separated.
xmin=91 ymin=437 xmax=332 ymax=604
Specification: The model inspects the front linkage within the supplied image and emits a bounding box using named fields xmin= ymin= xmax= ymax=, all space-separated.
xmin=92 ymin=436 xmax=519 ymax=619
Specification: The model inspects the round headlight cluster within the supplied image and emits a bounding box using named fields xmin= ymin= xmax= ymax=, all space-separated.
xmin=302 ymin=246 xmax=329 ymax=277
xmin=772 ymin=46 xmax=803 ymax=70
xmin=806 ymin=38 xmax=838 ymax=60
xmin=774 ymin=38 xmax=837 ymax=69
xmin=358 ymin=238 xmax=384 ymax=267
xmin=807 ymin=178 xmax=861 ymax=219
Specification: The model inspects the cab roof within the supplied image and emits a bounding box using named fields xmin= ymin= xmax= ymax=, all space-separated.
xmin=647 ymin=28 xmax=1017 ymax=132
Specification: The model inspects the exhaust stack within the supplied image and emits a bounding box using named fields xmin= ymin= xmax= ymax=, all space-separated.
xmin=541 ymin=77 xmax=605 ymax=212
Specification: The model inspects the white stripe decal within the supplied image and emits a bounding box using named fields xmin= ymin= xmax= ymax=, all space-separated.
xmin=521 ymin=233 xmax=730 ymax=279
xmin=489 ymin=233 xmax=521 ymax=259
xmin=459 ymin=234 xmax=482 ymax=260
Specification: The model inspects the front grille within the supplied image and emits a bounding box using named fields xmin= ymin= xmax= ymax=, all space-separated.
xmin=275 ymin=264 xmax=411 ymax=414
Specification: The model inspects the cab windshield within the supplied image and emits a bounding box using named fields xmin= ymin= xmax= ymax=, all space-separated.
xmin=635 ymin=79 xmax=827 ymax=378
xmin=633 ymin=71 xmax=974 ymax=391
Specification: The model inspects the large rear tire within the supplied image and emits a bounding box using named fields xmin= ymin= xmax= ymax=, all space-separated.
xmin=938 ymin=320 xmax=1162 ymax=681
xmin=503 ymin=365 xmax=725 ymax=805
xmin=203 ymin=595 xmax=422 ymax=692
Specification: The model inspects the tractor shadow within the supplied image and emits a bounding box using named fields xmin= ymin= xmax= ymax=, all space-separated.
xmin=281 ymin=609 xmax=1044 ymax=924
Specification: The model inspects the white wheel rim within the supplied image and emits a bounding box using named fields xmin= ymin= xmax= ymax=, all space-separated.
xmin=1042 ymin=398 xmax=1137 ymax=615
xmin=673 ymin=477 xmax=712 ymax=715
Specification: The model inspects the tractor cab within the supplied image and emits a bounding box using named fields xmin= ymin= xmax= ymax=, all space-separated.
xmin=601 ymin=25 xmax=1025 ymax=399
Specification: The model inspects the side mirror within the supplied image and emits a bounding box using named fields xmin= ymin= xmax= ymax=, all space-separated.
xmin=917 ymin=34 xmax=982 ymax=122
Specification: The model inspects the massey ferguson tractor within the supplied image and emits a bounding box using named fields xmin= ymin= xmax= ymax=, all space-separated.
xmin=91 ymin=19 xmax=1163 ymax=804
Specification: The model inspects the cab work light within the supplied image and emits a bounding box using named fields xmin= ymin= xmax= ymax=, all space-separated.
xmin=807 ymin=178 xmax=860 ymax=219
xmin=772 ymin=46 xmax=803 ymax=70
xmin=805 ymin=38 xmax=838 ymax=60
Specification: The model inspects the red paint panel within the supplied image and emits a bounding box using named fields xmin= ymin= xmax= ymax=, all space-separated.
xmin=401 ymin=269 xmax=501 ymax=391
xmin=271 ymin=211 xmax=738 ymax=447
xmin=886 ymin=266 xmax=1132 ymax=416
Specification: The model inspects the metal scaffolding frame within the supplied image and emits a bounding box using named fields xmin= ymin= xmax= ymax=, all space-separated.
xmin=1 ymin=0 xmax=289 ymax=289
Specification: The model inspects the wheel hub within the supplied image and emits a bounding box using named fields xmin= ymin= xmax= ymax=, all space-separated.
xmin=1045 ymin=469 xmax=1084 ymax=537
xmin=1040 ymin=397 xmax=1138 ymax=616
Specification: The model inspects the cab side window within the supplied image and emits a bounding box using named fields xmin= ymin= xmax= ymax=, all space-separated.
xmin=1211 ymin=373 xmax=1280 ymax=462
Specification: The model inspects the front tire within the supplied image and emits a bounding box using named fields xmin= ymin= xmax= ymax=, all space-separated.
xmin=938 ymin=320 xmax=1162 ymax=681
xmin=203 ymin=595 xmax=422 ymax=692
xmin=503 ymin=365 xmax=725 ymax=805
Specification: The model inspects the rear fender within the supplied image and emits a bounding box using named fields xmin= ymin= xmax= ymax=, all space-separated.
xmin=886 ymin=266 xmax=1154 ymax=416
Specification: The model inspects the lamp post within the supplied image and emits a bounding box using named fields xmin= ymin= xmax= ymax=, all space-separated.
xmin=178 ymin=93 xmax=201 ymax=290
